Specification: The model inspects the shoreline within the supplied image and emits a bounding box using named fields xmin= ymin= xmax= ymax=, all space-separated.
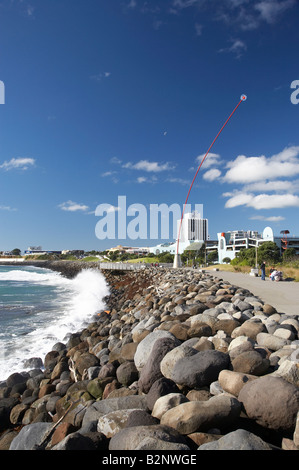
xmin=0 ymin=263 xmax=298 ymax=451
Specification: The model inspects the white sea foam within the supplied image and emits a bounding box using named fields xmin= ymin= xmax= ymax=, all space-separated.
xmin=0 ymin=268 xmax=110 ymax=381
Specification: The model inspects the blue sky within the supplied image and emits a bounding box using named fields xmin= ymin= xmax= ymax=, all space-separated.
xmin=0 ymin=0 xmax=298 ymax=252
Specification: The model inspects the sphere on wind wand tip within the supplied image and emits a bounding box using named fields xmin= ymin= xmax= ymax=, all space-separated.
xmin=240 ymin=94 xmax=247 ymax=101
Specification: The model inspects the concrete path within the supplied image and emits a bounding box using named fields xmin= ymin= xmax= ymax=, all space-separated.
xmin=206 ymin=270 xmax=299 ymax=316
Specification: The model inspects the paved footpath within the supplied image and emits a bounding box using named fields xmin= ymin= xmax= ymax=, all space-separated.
xmin=206 ymin=270 xmax=299 ymax=317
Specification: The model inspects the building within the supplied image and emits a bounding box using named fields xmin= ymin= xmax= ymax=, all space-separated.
xmin=151 ymin=211 xmax=209 ymax=255
xmin=24 ymin=246 xmax=62 ymax=256
xmin=217 ymin=226 xmax=299 ymax=263
xmin=107 ymin=245 xmax=150 ymax=256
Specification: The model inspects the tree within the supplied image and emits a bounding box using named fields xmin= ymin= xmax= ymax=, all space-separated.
xmin=222 ymin=257 xmax=231 ymax=264
xmin=257 ymin=241 xmax=281 ymax=264
xmin=207 ymin=250 xmax=218 ymax=263
xmin=283 ymin=247 xmax=297 ymax=261
xmin=11 ymin=248 xmax=21 ymax=256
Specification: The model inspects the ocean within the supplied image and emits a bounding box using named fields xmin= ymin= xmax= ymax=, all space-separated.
xmin=0 ymin=265 xmax=110 ymax=381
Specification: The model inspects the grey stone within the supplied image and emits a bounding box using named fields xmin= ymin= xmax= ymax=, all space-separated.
xmin=9 ymin=422 xmax=53 ymax=450
xmin=198 ymin=429 xmax=273 ymax=450
xmin=109 ymin=424 xmax=189 ymax=450
xmin=171 ymin=350 xmax=230 ymax=388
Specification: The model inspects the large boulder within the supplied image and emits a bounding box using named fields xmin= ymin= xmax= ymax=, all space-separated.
xmin=9 ymin=422 xmax=53 ymax=450
xmin=134 ymin=331 xmax=180 ymax=371
xmin=238 ymin=376 xmax=299 ymax=433
xmin=138 ymin=336 xmax=180 ymax=393
xmin=231 ymin=350 xmax=270 ymax=376
xmin=109 ymin=424 xmax=190 ymax=451
xmin=160 ymin=394 xmax=241 ymax=434
xmin=171 ymin=350 xmax=230 ymax=388
xmin=198 ymin=429 xmax=273 ymax=450
xmin=160 ymin=343 xmax=198 ymax=380
xmin=81 ymin=395 xmax=148 ymax=427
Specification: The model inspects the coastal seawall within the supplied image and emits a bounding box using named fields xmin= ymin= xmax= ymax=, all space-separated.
xmin=0 ymin=264 xmax=298 ymax=451
xmin=0 ymin=260 xmax=103 ymax=278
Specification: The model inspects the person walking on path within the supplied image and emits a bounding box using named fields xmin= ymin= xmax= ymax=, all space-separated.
xmin=260 ymin=261 xmax=266 ymax=281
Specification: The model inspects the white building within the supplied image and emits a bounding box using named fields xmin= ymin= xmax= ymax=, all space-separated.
xmin=151 ymin=211 xmax=208 ymax=255
xmin=217 ymin=226 xmax=299 ymax=263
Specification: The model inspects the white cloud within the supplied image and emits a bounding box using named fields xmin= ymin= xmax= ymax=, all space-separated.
xmin=110 ymin=157 xmax=122 ymax=164
xmin=196 ymin=152 xmax=221 ymax=169
xmin=101 ymin=171 xmax=117 ymax=177
xmin=224 ymin=192 xmax=299 ymax=210
xmin=0 ymin=205 xmax=17 ymax=212
xmin=127 ymin=0 xmax=137 ymax=8
xmin=223 ymin=146 xmax=299 ymax=184
xmin=219 ymin=38 xmax=247 ymax=58
xmin=59 ymin=201 xmax=89 ymax=212
xmin=254 ymin=0 xmax=296 ymax=24
xmin=244 ymin=179 xmax=299 ymax=193
xmin=195 ymin=23 xmax=203 ymax=36
xmin=166 ymin=177 xmax=190 ymax=185
xmin=0 ymin=158 xmax=35 ymax=171
xmin=123 ymin=159 xmax=175 ymax=172
xmin=203 ymin=168 xmax=221 ymax=181
xmin=250 ymin=215 xmax=285 ymax=222
xmin=90 ymin=72 xmax=111 ymax=82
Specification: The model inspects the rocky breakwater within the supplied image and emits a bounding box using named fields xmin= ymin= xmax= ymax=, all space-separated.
xmin=1 ymin=267 xmax=299 ymax=451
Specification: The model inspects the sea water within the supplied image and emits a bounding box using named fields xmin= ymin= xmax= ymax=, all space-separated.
xmin=0 ymin=265 xmax=110 ymax=381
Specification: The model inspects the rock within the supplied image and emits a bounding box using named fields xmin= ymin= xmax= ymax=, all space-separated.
xmin=171 ymin=350 xmax=230 ymax=388
xmin=125 ymin=409 xmax=159 ymax=428
xmin=198 ymin=429 xmax=273 ymax=450
xmin=151 ymin=393 xmax=189 ymax=420
xmin=169 ymin=324 xmax=189 ymax=341
xmin=0 ymin=430 xmax=18 ymax=450
xmin=256 ymin=332 xmax=289 ymax=351
xmin=160 ymin=394 xmax=241 ymax=434
xmin=74 ymin=353 xmax=100 ymax=376
xmin=23 ymin=357 xmax=43 ymax=369
xmin=160 ymin=343 xmax=198 ymax=380
xmin=218 ymin=370 xmax=258 ymax=397
xmin=138 ymin=336 xmax=179 ymax=393
xmin=238 ymin=376 xmax=299 ymax=433
xmin=281 ymin=437 xmax=299 ymax=450
xmin=120 ymin=342 xmax=138 ymax=361
xmin=146 ymin=378 xmax=180 ymax=411
xmin=231 ymin=350 xmax=270 ymax=376
xmin=49 ymin=423 xmax=78 ymax=448
xmin=263 ymin=304 xmax=277 ymax=315
xmin=6 ymin=372 xmax=28 ymax=388
xmin=109 ymin=424 xmax=190 ymax=451
xmin=187 ymin=432 xmax=221 ymax=447
xmin=86 ymin=378 xmax=106 ymax=399
xmin=97 ymin=409 xmax=142 ymax=438
xmin=187 ymin=323 xmax=212 ymax=338
xmin=10 ymin=403 xmax=29 ymax=425
xmin=116 ymin=362 xmax=139 ymax=387
xmin=51 ymin=432 xmax=100 ymax=450
xmin=0 ymin=397 xmax=20 ymax=431
xmin=81 ymin=395 xmax=148 ymax=427
xmin=234 ymin=320 xmax=266 ymax=341
xmin=271 ymin=359 xmax=299 ymax=386
xmin=50 ymin=361 xmax=69 ymax=381
xmin=134 ymin=331 xmax=180 ymax=371
xmin=9 ymin=422 xmax=53 ymax=450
